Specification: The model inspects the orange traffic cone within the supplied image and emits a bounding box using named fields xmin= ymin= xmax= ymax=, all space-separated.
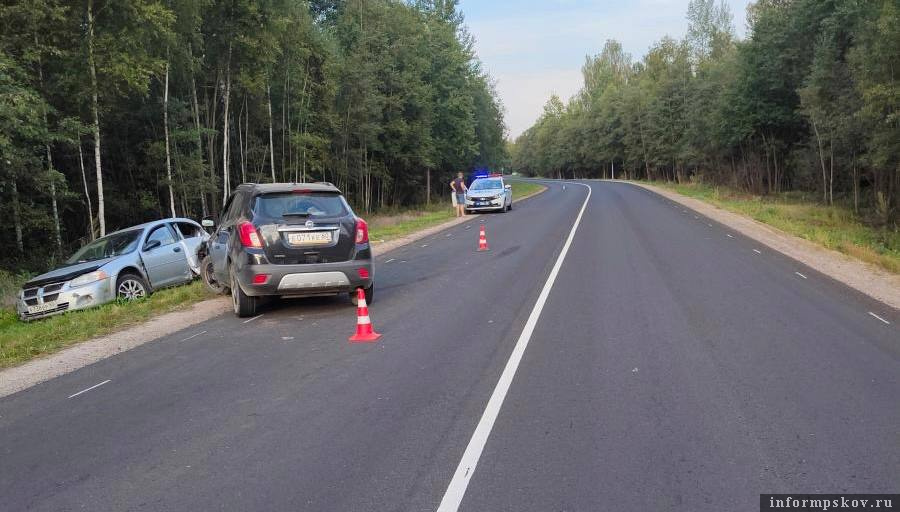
xmin=477 ymin=224 xmax=490 ymax=252
xmin=349 ymin=288 xmax=381 ymax=342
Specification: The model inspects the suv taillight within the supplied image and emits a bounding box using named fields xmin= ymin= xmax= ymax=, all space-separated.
xmin=355 ymin=218 xmax=369 ymax=244
xmin=238 ymin=222 xmax=262 ymax=248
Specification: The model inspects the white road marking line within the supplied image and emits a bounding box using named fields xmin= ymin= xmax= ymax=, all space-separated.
xmin=384 ymin=258 xmax=396 ymax=263
xmin=438 ymin=183 xmax=592 ymax=512
xmin=694 ymin=215 xmax=699 ymax=219
xmin=707 ymin=223 xmax=713 ymax=227
xmin=726 ymin=234 xmax=734 ymax=238
xmin=180 ymin=330 xmax=207 ymax=342
xmin=868 ymin=312 xmax=890 ymax=325
xmin=421 ymin=244 xmax=429 ymax=248
xmin=68 ymin=379 xmax=111 ymax=399
xmin=243 ymin=314 xmax=263 ymax=324
xmin=795 ymin=272 xmax=808 ymax=279
xmin=753 ymin=249 xmax=762 ymax=254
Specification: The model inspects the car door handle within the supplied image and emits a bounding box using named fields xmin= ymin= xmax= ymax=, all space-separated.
xmin=173 ymin=246 xmax=182 ymax=253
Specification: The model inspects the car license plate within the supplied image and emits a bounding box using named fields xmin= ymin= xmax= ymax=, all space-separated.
xmin=287 ymin=231 xmax=332 ymax=246
xmin=476 ymin=201 xmax=488 ymax=206
xmin=27 ymin=301 xmax=58 ymax=314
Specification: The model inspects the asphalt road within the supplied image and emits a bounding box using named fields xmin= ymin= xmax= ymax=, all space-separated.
xmin=1 ymin=180 xmax=897 ymax=511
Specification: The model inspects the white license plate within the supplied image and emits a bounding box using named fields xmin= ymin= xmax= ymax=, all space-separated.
xmin=287 ymin=231 xmax=332 ymax=246
xmin=27 ymin=301 xmax=58 ymax=314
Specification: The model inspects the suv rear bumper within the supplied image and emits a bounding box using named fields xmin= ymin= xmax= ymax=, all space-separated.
xmin=234 ymin=260 xmax=373 ymax=297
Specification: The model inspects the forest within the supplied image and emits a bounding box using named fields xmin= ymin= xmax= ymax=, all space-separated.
xmin=0 ymin=0 xmax=507 ymax=272
xmin=512 ymin=0 xmax=899 ymax=227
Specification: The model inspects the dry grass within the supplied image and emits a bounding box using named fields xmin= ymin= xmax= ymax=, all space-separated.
xmin=654 ymin=181 xmax=899 ymax=274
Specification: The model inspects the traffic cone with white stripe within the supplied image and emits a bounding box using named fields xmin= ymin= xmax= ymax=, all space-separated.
xmin=477 ymin=224 xmax=490 ymax=252
xmin=349 ymin=288 xmax=381 ymax=343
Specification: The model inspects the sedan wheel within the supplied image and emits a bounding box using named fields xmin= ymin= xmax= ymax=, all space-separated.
xmin=201 ymin=256 xmax=226 ymax=294
xmin=116 ymin=274 xmax=148 ymax=300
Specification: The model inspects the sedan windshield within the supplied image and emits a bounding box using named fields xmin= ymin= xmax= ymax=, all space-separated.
xmin=65 ymin=230 xmax=142 ymax=264
xmin=470 ymin=179 xmax=502 ymax=191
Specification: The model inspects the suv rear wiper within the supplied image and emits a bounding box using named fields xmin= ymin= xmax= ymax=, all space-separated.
xmin=282 ymin=212 xmax=311 ymax=217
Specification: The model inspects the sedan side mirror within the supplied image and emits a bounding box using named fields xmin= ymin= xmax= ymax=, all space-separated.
xmin=201 ymin=217 xmax=215 ymax=228
xmin=143 ymin=239 xmax=162 ymax=252
xmin=505 ymin=184 xmax=512 ymax=189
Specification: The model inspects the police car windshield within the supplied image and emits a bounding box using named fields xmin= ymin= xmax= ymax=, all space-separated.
xmin=470 ymin=179 xmax=502 ymax=191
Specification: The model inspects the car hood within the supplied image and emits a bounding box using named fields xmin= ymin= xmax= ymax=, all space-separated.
xmin=23 ymin=258 xmax=114 ymax=288
xmin=468 ymin=189 xmax=503 ymax=198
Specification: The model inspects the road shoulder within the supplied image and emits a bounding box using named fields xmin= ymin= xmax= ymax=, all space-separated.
xmin=627 ymin=180 xmax=900 ymax=310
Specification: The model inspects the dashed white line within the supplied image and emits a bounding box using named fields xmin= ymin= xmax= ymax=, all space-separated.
xmin=437 ymin=183 xmax=592 ymax=512
xmin=726 ymin=234 xmax=734 ymax=238
xmin=753 ymin=249 xmax=762 ymax=254
xmin=868 ymin=312 xmax=890 ymax=325
xmin=384 ymin=258 xmax=396 ymax=263
xmin=795 ymin=272 xmax=808 ymax=279
xmin=243 ymin=314 xmax=263 ymax=324
xmin=68 ymin=379 xmax=111 ymax=399
xmin=180 ymin=330 xmax=207 ymax=342
xmin=421 ymin=244 xmax=429 ymax=248
xmin=707 ymin=223 xmax=713 ymax=227
xmin=694 ymin=215 xmax=699 ymax=219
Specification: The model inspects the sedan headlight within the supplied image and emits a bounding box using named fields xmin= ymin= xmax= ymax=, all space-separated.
xmin=70 ymin=270 xmax=110 ymax=288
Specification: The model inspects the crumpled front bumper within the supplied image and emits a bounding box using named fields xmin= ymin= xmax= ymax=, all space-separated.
xmin=16 ymin=278 xmax=115 ymax=321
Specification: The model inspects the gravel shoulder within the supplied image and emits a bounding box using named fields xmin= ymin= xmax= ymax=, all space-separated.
xmin=1 ymin=186 xmax=547 ymax=398
xmin=628 ymin=180 xmax=900 ymax=310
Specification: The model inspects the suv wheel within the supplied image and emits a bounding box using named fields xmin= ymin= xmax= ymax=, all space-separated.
xmin=231 ymin=268 xmax=258 ymax=317
xmin=350 ymin=284 xmax=374 ymax=306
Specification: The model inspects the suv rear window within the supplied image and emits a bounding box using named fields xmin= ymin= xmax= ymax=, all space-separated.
xmin=253 ymin=193 xmax=348 ymax=219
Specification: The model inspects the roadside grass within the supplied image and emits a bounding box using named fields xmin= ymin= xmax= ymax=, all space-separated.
xmin=0 ymin=281 xmax=212 ymax=368
xmin=0 ymin=270 xmax=31 ymax=309
xmin=368 ymin=180 xmax=546 ymax=242
xmin=509 ymin=180 xmax=544 ymax=200
xmin=651 ymin=181 xmax=900 ymax=274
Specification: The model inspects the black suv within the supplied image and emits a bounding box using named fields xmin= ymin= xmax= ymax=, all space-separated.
xmin=207 ymin=183 xmax=374 ymax=317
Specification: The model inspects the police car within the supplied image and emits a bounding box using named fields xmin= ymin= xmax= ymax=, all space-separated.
xmin=465 ymin=174 xmax=512 ymax=213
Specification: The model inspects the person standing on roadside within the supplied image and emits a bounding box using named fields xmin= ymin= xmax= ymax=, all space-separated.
xmin=450 ymin=172 xmax=468 ymax=217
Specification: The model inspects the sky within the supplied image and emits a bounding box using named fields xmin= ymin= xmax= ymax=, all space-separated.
xmin=457 ymin=0 xmax=753 ymax=139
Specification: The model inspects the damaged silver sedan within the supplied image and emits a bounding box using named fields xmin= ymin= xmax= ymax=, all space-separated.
xmin=17 ymin=218 xmax=208 ymax=321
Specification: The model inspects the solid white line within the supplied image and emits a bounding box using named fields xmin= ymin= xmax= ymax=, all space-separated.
xmin=437 ymin=183 xmax=592 ymax=512
xmin=180 ymin=330 xmax=207 ymax=342
xmin=68 ymin=379 xmax=111 ymax=399
xmin=243 ymin=314 xmax=263 ymax=324
xmin=384 ymin=258 xmax=396 ymax=263
xmin=795 ymin=272 xmax=807 ymax=279
xmin=753 ymin=249 xmax=762 ymax=254
xmin=868 ymin=312 xmax=890 ymax=325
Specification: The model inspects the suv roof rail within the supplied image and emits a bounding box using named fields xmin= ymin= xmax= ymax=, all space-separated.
xmin=314 ymin=181 xmax=335 ymax=187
